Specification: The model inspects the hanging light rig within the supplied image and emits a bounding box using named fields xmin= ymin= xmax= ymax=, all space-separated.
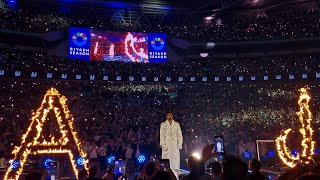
xmin=275 ymin=88 xmax=316 ymax=168
xmin=4 ymin=88 xmax=88 ymax=180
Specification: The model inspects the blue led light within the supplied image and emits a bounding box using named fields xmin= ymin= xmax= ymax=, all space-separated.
xmin=267 ymin=150 xmax=275 ymax=157
xmin=291 ymin=150 xmax=298 ymax=157
xmin=105 ymin=2 xmax=129 ymax=9
xmin=137 ymin=154 xmax=146 ymax=163
xmin=106 ymin=155 xmax=116 ymax=164
xmin=76 ymin=157 xmax=84 ymax=166
xmin=43 ymin=158 xmax=53 ymax=167
xmin=243 ymin=151 xmax=251 ymax=159
xmin=7 ymin=0 xmax=17 ymax=5
xmin=11 ymin=160 xmax=19 ymax=169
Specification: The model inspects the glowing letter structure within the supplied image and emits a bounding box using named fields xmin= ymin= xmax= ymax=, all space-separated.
xmin=275 ymin=88 xmax=316 ymax=168
xmin=4 ymin=88 xmax=88 ymax=180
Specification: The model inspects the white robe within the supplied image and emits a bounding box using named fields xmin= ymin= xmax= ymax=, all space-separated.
xmin=160 ymin=120 xmax=183 ymax=173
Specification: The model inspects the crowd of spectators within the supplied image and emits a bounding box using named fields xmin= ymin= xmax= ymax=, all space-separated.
xmin=1 ymin=7 xmax=320 ymax=42
xmin=0 ymin=9 xmax=70 ymax=33
xmin=1 ymin=51 xmax=320 ymax=164
xmin=2 ymin=3 xmax=320 ymax=179
xmin=1 ymin=50 xmax=320 ymax=179
xmin=0 ymin=50 xmax=319 ymax=79
xmin=18 ymin=144 xmax=320 ymax=179
xmin=1 ymin=73 xmax=320 ymax=165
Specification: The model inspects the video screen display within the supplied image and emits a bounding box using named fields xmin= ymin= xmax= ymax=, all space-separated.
xmin=68 ymin=27 xmax=167 ymax=63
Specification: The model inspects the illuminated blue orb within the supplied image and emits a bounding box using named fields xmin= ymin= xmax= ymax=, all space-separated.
xmin=291 ymin=150 xmax=298 ymax=157
xmin=11 ymin=160 xmax=19 ymax=169
xmin=243 ymin=151 xmax=251 ymax=159
xmin=106 ymin=155 xmax=116 ymax=164
xmin=267 ymin=150 xmax=275 ymax=157
xmin=43 ymin=158 xmax=53 ymax=168
xmin=137 ymin=154 xmax=146 ymax=163
xmin=76 ymin=157 xmax=85 ymax=166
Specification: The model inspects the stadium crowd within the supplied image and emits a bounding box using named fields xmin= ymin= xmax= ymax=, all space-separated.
xmin=1 ymin=8 xmax=320 ymax=42
xmin=1 ymin=75 xmax=320 ymax=161
xmin=2 ymin=3 xmax=320 ymax=180
xmin=1 ymin=51 xmax=320 ymax=163
xmin=1 ymin=76 xmax=320 ymax=179
xmin=0 ymin=50 xmax=319 ymax=78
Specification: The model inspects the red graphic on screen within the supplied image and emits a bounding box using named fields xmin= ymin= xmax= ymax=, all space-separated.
xmin=90 ymin=30 xmax=149 ymax=63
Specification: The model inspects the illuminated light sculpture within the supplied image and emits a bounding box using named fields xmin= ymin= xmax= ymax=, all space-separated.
xmin=275 ymin=88 xmax=316 ymax=168
xmin=4 ymin=88 xmax=88 ymax=180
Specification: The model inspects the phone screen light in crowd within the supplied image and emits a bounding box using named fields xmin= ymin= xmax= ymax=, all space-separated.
xmin=192 ymin=152 xmax=201 ymax=160
xmin=137 ymin=154 xmax=146 ymax=163
xmin=76 ymin=157 xmax=85 ymax=166
xmin=43 ymin=158 xmax=54 ymax=168
xmin=243 ymin=151 xmax=251 ymax=159
xmin=10 ymin=160 xmax=19 ymax=169
xmin=107 ymin=155 xmax=116 ymax=164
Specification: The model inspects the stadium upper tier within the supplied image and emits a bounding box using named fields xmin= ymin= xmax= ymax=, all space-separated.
xmin=1 ymin=8 xmax=320 ymax=42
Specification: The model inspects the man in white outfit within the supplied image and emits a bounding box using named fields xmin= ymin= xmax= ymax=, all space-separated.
xmin=160 ymin=112 xmax=183 ymax=179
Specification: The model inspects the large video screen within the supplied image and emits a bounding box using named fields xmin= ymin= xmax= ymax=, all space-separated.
xmin=68 ymin=27 xmax=167 ymax=63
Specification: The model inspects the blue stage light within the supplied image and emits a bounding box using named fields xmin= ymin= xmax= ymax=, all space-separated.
xmin=315 ymin=149 xmax=319 ymax=154
xmin=43 ymin=158 xmax=53 ymax=168
xmin=11 ymin=159 xmax=19 ymax=169
xmin=137 ymin=154 xmax=146 ymax=163
xmin=243 ymin=151 xmax=251 ymax=159
xmin=76 ymin=157 xmax=84 ymax=166
xmin=6 ymin=0 xmax=16 ymax=5
xmin=267 ymin=150 xmax=275 ymax=157
xmin=105 ymin=2 xmax=129 ymax=9
xmin=291 ymin=150 xmax=298 ymax=157
xmin=106 ymin=155 xmax=116 ymax=164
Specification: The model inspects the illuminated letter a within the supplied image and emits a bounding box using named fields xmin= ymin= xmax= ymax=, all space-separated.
xmin=4 ymin=88 xmax=88 ymax=180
